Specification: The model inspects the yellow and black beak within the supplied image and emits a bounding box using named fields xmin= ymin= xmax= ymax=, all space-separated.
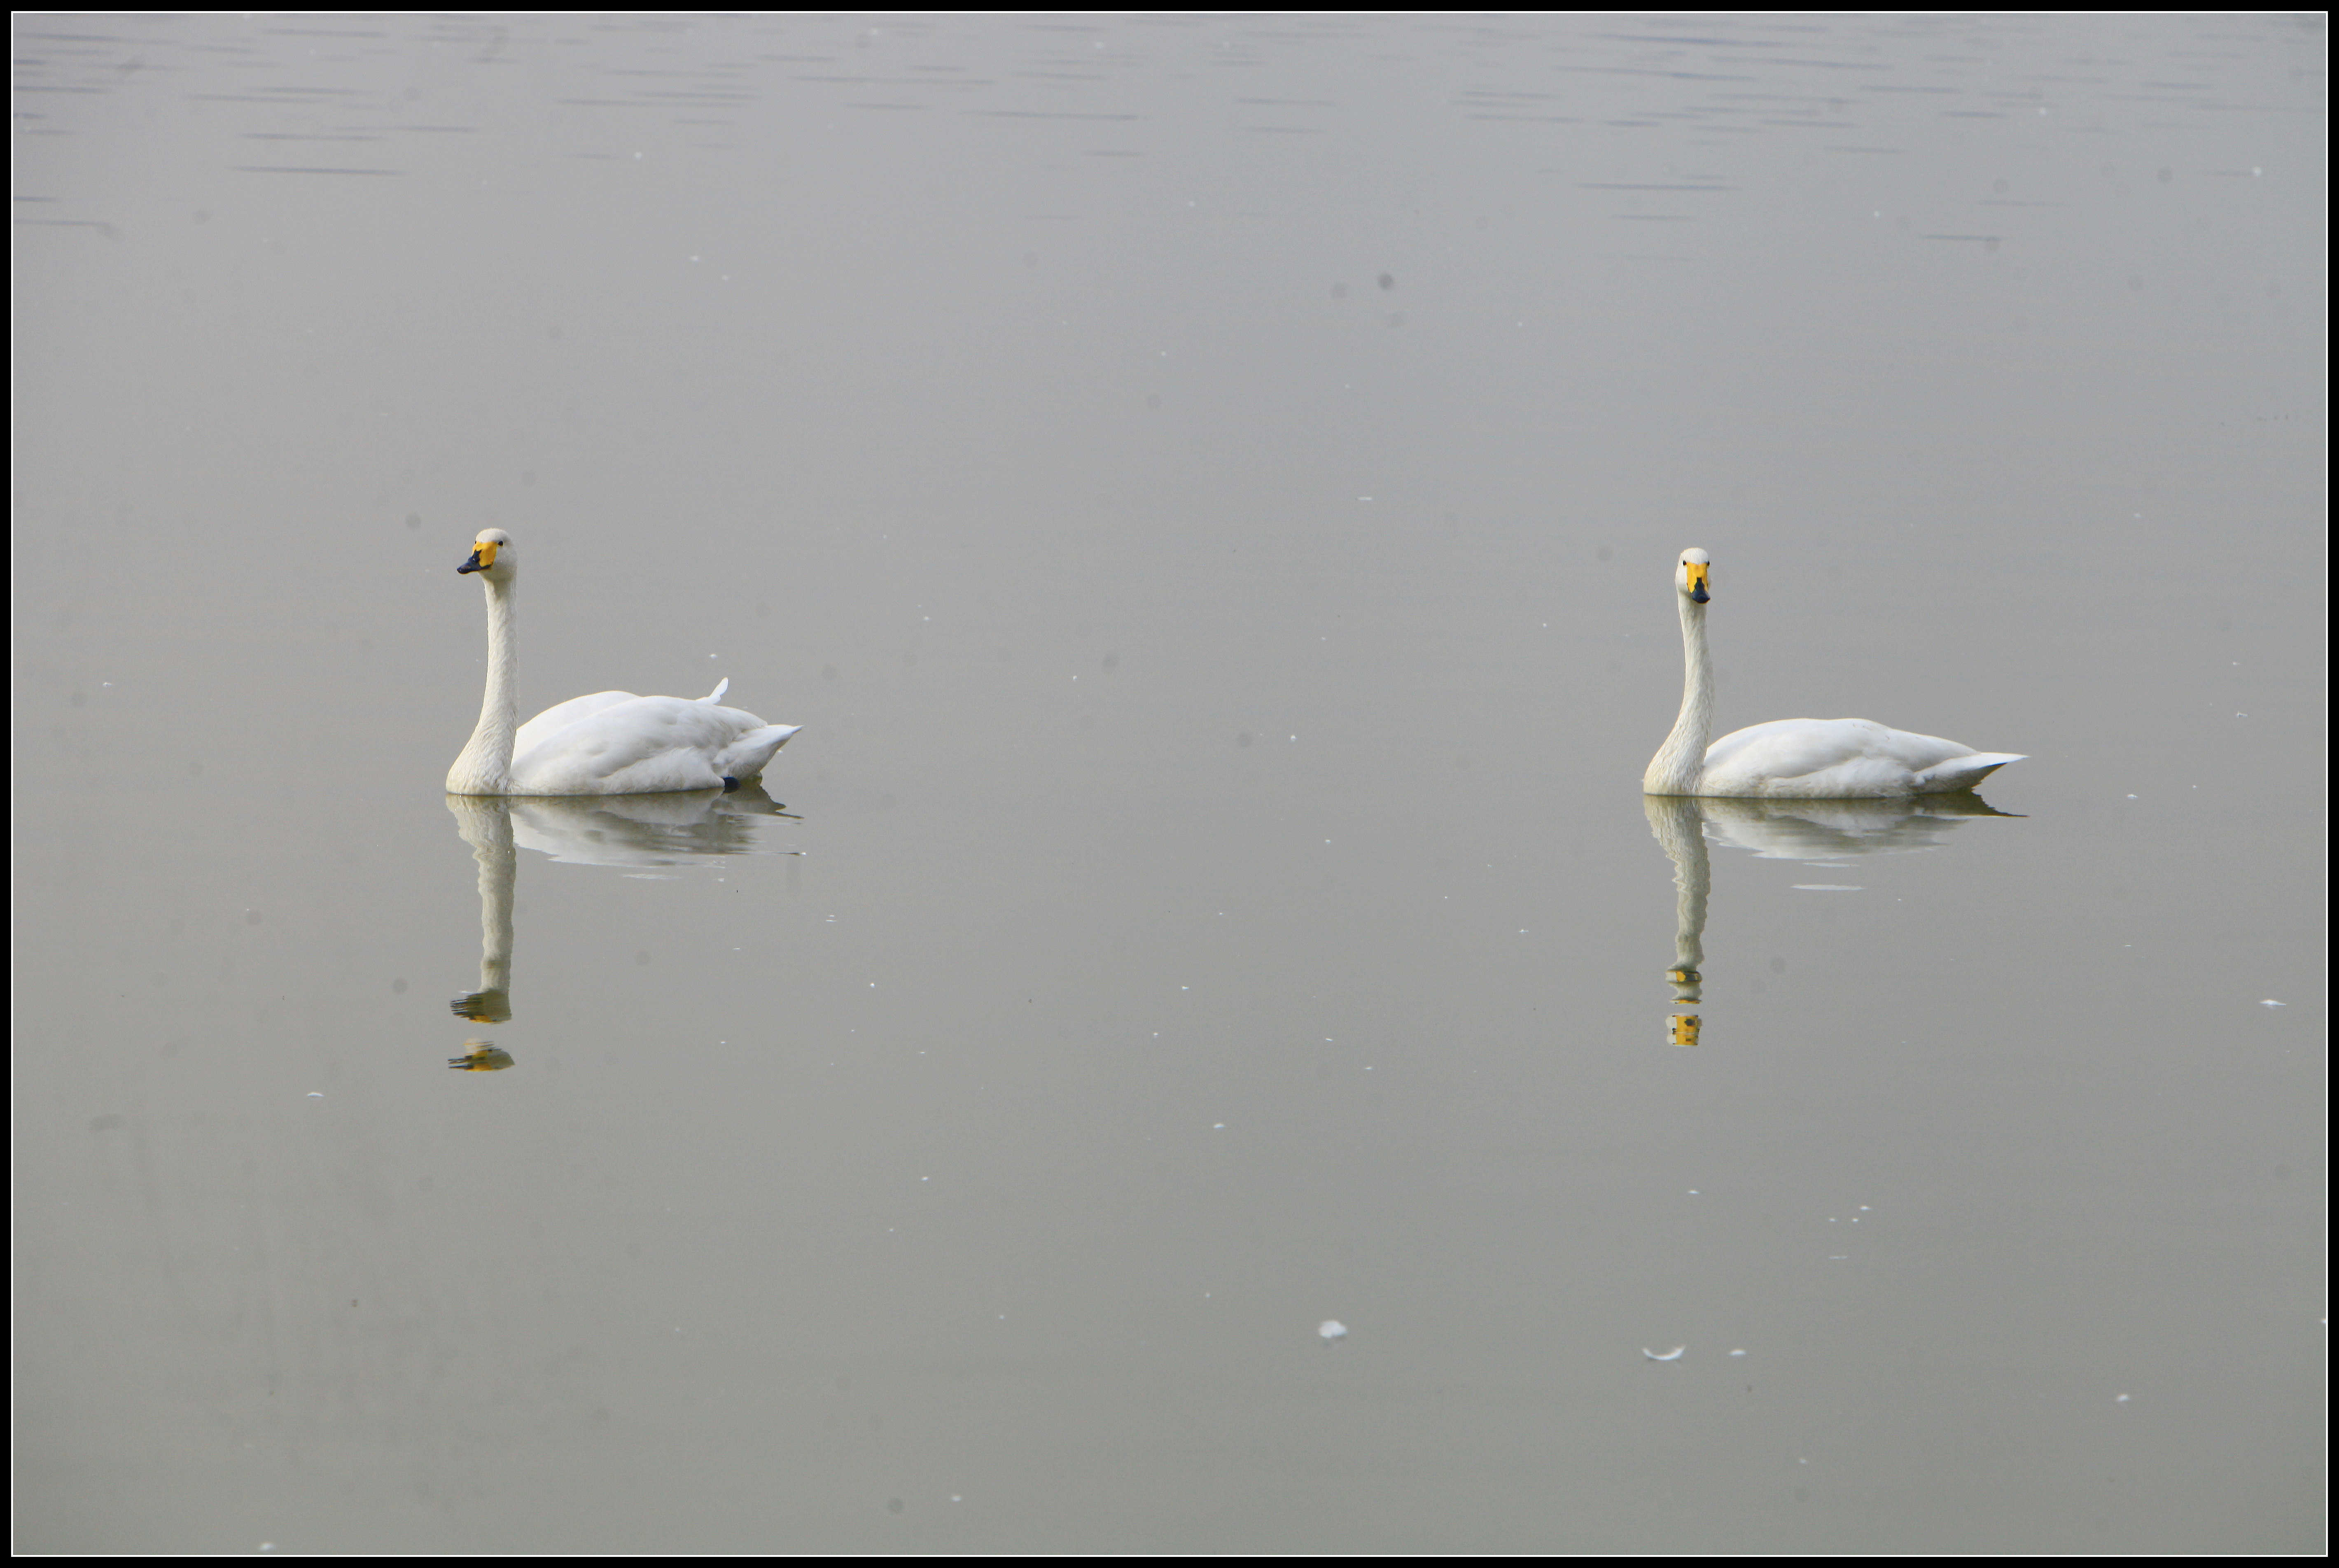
xmin=458 ymin=539 xmax=500 ymax=575
xmin=1685 ymin=560 xmax=1710 ymax=604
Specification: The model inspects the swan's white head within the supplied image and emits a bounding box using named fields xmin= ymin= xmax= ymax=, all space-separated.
xmin=1676 ymin=547 xmax=1711 ymax=605
xmin=459 ymin=528 xmax=514 ymax=583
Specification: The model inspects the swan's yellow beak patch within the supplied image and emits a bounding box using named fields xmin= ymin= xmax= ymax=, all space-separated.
xmin=460 ymin=539 xmax=500 ymax=574
xmin=1684 ymin=560 xmax=1711 ymax=603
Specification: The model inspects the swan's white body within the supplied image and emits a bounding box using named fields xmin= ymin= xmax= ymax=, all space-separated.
xmin=447 ymin=529 xmax=799 ymax=796
xmin=1643 ymin=548 xmax=2021 ymax=800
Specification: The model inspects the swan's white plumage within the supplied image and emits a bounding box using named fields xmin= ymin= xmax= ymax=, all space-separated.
xmin=447 ymin=530 xmax=798 ymax=796
xmin=1643 ymin=548 xmax=2021 ymax=800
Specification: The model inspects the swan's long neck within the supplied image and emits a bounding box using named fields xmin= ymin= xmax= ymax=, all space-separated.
xmin=447 ymin=574 xmax=518 ymax=795
xmin=1643 ymin=590 xmax=1713 ymax=796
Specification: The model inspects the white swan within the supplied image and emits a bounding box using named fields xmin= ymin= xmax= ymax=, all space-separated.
xmin=446 ymin=529 xmax=800 ymax=796
xmin=1643 ymin=548 xmax=2022 ymax=799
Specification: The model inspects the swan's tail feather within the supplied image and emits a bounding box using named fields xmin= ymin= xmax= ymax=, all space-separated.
xmin=700 ymin=678 xmax=730 ymax=704
xmin=1913 ymin=752 xmax=2025 ymax=793
xmin=717 ymin=723 xmax=801 ymax=784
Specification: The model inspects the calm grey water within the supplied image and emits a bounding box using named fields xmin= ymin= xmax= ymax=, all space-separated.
xmin=13 ymin=12 xmax=2324 ymax=1553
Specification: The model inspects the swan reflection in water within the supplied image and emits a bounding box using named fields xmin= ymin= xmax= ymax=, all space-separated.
xmin=1646 ymin=792 xmax=2017 ymax=1048
xmin=443 ymin=785 xmax=799 ymax=1067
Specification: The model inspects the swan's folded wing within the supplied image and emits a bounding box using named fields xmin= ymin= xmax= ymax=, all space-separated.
xmin=1704 ymin=718 xmax=2014 ymax=798
xmin=515 ymin=691 xmax=641 ymax=756
xmin=1702 ymin=718 xmax=1908 ymax=779
xmin=510 ymin=695 xmax=788 ymax=795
